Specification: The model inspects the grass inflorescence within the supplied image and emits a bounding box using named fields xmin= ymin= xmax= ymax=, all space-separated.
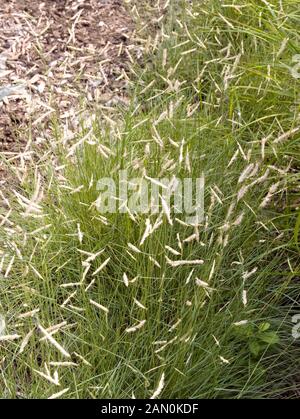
xmin=0 ymin=0 xmax=300 ymax=398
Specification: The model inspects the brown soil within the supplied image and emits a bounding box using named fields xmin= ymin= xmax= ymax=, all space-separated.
xmin=0 ymin=0 xmax=138 ymax=183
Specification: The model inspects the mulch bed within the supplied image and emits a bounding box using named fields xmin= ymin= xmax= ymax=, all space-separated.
xmin=0 ymin=0 xmax=139 ymax=183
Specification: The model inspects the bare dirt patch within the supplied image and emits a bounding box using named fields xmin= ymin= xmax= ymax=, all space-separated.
xmin=0 ymin=0 xmax=139 ymax=183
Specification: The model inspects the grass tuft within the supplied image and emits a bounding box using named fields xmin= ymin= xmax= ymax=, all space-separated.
xmin=0 ymin=0 xmax=300 ymax=398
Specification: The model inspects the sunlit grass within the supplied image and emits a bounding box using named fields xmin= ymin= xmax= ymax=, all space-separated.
xmin=0 ymin=0 xmax=300 ymax=398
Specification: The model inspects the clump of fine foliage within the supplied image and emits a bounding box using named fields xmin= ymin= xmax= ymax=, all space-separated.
xmin=0 ymin=0 xmax=300 ymax=398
